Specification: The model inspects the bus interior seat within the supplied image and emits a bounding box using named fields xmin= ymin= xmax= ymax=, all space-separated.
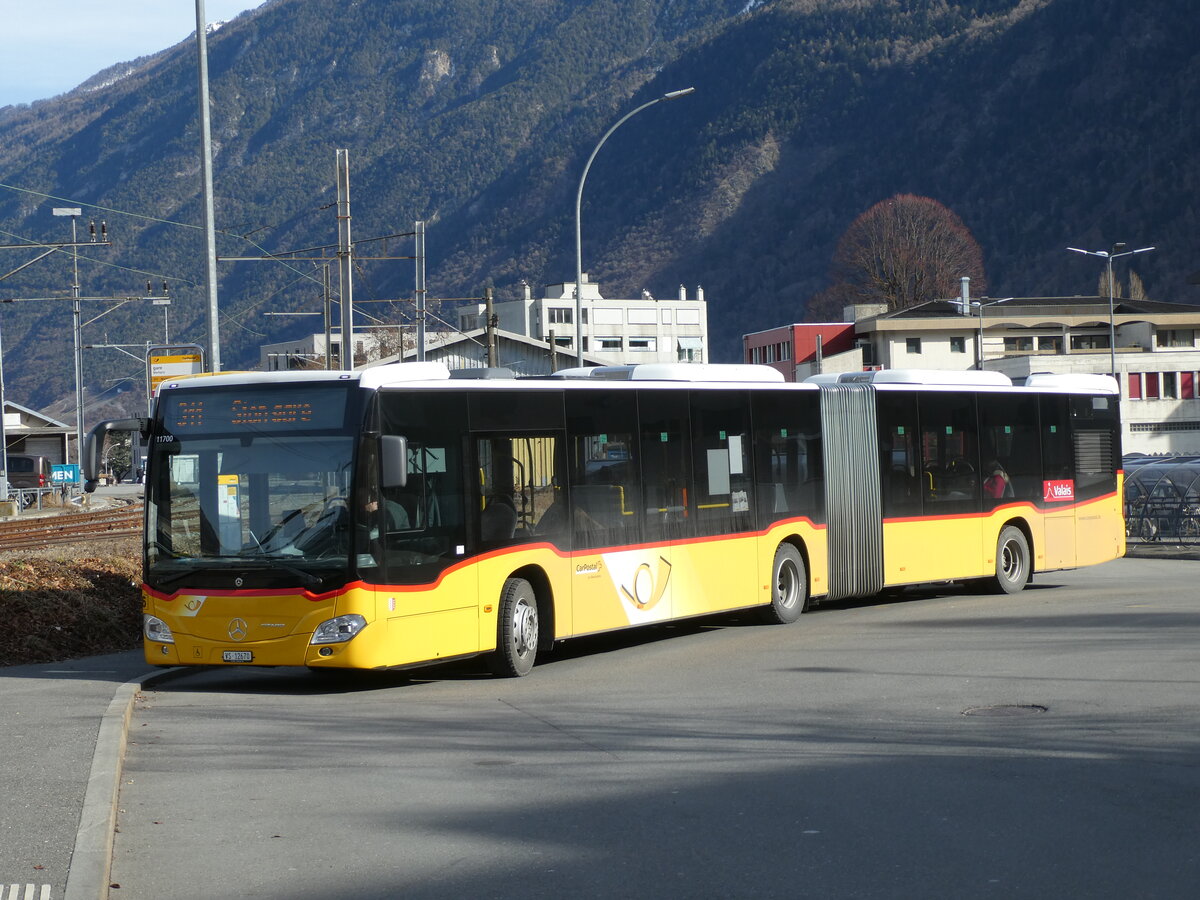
xmin=480 ymin=495 xmax=518 ymax=541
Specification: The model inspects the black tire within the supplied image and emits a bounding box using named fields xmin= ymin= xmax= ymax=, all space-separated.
xmin=487 ymin=577 xmax=539 ymax=677
xmin=759 ymin=543 xmax=807 ymax=624
xmin=990 ymin=525 xmax=1030 ymax=594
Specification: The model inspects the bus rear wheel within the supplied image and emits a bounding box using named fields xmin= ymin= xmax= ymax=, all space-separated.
xmin=488 ymin=577 xmax=539 ymax=677
xmin=990 ymin=526 xmax=1030 ymax=594
xmin=760 ymin=543 xmax=806 ymax=624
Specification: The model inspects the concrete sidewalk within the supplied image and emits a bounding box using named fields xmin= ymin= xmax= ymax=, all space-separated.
xmin=0 ymin=651 xmax=160 ymax=900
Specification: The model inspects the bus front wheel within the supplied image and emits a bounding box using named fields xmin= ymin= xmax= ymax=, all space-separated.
xmin=488 ymin=577 xmax=539 ymax=677
xmin=760 ymin=543 xmax=806 ymax=624
xmin=990 ymin=526 xmax=1030 ymax=594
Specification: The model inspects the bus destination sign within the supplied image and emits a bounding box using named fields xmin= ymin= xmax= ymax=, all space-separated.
xmin=161 ymin=386 xmax=349 ymax=433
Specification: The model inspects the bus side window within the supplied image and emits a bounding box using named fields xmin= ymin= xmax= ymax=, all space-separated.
xmin=918 ymin=392 xmax=979 ymax=511
xmin=875 ymin=392 xmax=921 ymax=519
xmin=690 ymin=390 xmax=753 ymax=537
xmin=751 ymin=389 xmax=823 ymax=528
xmin=566 ymin=391 xmax=640 ymax=550
xmin=476 ymin=434 xmax=564 ymax=546
xmin=637 ymin=390 xmax=691 ymax=543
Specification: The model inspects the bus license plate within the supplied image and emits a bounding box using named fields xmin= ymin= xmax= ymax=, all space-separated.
xmin=222 ymin=651 xmax=253 ymax=663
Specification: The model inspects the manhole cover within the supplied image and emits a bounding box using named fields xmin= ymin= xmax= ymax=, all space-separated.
xmin=962 ymin=704 xmax=1047 ymax=717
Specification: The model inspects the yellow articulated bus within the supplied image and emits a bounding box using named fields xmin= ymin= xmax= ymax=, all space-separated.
xmin=83 ymin=362 xmax=1124 ymax=677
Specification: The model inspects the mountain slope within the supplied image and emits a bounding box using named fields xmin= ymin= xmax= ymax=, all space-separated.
xmin=0 ymin=0 xmax=1196 ymax=407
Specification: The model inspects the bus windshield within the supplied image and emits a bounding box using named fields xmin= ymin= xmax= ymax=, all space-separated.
xmin=146 ymin=382 xmax=364 ymax=590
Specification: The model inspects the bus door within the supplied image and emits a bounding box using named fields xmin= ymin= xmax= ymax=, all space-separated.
xmin=565 ymin=391 xmax=664 ymax=633
xmin=918 ymin=392 xmax=984 ymax=580
xmin=627 ymin=390 xmax=691 ymax=624
xmin=685 ymin=390 xmax=756 ymax=614
xmin=468 ymin=385 xmax=573 ymax=647
xmin=1040 ymin=395 xmax=1076 ymax=569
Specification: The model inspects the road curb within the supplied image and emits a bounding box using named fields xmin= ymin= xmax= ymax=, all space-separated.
xmin=63 ymin=667 xmax=191 ymax=900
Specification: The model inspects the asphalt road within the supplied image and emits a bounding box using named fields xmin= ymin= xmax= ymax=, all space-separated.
xmin=109 ymin=557 xmax=1199 ymax=899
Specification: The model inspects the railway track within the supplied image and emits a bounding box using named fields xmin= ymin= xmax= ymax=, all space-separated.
xmin=0 ymin=503 xmax=143 ymax=552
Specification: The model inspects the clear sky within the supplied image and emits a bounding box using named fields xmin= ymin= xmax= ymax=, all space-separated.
xmin=0 ymin=1 xmax=267 ymax=108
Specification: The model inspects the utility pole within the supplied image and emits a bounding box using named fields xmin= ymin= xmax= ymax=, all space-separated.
xmin=195 ymin=0 xmax=221 ymax=372
xmin=484 ymin=287 xmax=498 ymax=367
xmin=336 ymin=149 xmax=354 ymax=371
xmin=415 ymin=220 xmax=426 ymax=362
xmin=52 ymin=209 xmax=85 ymax=482
xmin=323 ymin=264 xmax=333 ymax=369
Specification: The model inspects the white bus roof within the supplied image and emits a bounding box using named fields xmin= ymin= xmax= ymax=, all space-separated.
xmin=550 ymin=363 xmax=785 ymax=383
xmin=805 ymin=369 xmax=1013 ymax=387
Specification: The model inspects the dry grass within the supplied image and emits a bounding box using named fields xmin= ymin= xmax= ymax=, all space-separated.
xmin=0 ymin=537 xmax=143 ymax=666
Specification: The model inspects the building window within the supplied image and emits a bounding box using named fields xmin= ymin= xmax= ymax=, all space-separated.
xmin=1163 ymin=372 xmax=1179 ymax=399
xmin=1003 ymin=336 xmax=1034 ymax=351
xmin=662 ymin=310 xmax=672 ymax=324
xmin=678 ymin=337 xmax=704 ymax=362
xmin=1038 ymin=336 xmax=1063 ymax=352
xmin=627 ymin=308 xmax=657 ymax=325
xmin=593 ymin=308 xmax=621 ymax=325
xmin=1128 ymin=373 xmax=1142 ymax=399
xmin=1071 ymin=334 xmax=1111 ymax=350
xmin=906 ymin=338 xmax=922 ymax=354
xmin=553 ymin=335 xmax=573 ymax=348
xmin=1182 ymin=372 xmax=1195 ymax=399
xmin=1156 ymin=329 xmax=1194 ymax=348
xmin=677 ymin=309 xmax=701 ymax=325
xmin=950 ymin=337 xmax=966 ymax=354
xmin=629 ymin=338 xmax=657 ymax=352
xmin=548 ymin=308 xmax=573 ymax=325
xmin=598 ymin=337 xmax=622 ymax=350
xmin=1146 ymin=372 xmax=1160 ymax=399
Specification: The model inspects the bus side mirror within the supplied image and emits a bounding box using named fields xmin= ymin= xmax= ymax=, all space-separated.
xmin=381 ymin=435 xmax=408 ymax=489
xmin=83 ymin=417 xmax=148 ymax=493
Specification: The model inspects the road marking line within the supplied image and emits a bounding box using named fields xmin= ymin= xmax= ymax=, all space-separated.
xmin=1 ymin=886 xmax=51 ymax=900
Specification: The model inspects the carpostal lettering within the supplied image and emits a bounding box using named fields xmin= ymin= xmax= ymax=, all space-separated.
xmin=575 ymin=561 xmax=603 ymax=575
xmin=1043 ymin=479 xmax=1076 ymax=502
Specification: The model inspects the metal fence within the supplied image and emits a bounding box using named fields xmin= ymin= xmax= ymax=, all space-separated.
xmin=1124 ymin=456 xmax=1200 ymax=544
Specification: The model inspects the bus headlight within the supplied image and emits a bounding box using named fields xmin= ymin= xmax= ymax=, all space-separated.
xmin=311 ymin=614 xmax=367 ymax=645
xmin=144 ymin=615 xmax=175 ymax=644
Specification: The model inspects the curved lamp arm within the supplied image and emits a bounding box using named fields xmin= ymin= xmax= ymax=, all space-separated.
xmin=574 ymin=87 xmax=696 ymax=365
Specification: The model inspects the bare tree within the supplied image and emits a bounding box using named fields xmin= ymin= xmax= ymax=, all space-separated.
xmin=1098 ymin=270 xmax=1123 ymax=300
xmin=1129 ymin=269 xmax=1148 ymax=300
xmin=824 ymin=194 xmax=987 ymax=313
xmin=1098 ymin=269 xmax=1148 ymax=301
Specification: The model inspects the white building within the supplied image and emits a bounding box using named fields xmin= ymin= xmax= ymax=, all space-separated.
xmin=259 ymin=332 xmax=388 ymax=371
xmin=458 ymin=275 xmax=709 ymax=365
xmin=811 ymin=295 xmax=1200 ymax=456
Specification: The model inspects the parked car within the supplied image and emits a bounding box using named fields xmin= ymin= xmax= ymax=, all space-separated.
xmin=6 ymin=454 xmax=53 ymax=489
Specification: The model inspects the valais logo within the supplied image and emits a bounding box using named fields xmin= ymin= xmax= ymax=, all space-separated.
xmin=1043 ymin=479 xmax=1075 ymax=502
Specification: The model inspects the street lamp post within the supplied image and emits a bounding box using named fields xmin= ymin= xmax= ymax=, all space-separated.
xmin=1067 ymin=243 xmax=1155 ymax=376
xmin=952 ymin=297 xmax=1014 ymax=370
xmin=574 ymin=87 xmax=695 ymax=365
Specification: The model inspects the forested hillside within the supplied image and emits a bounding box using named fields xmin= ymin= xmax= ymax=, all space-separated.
xmin=0 ymin=0 xmax=1196 ymax=409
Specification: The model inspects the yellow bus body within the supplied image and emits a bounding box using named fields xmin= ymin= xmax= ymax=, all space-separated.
xmin=142 ymin=486 xmax=1121 ymax=671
